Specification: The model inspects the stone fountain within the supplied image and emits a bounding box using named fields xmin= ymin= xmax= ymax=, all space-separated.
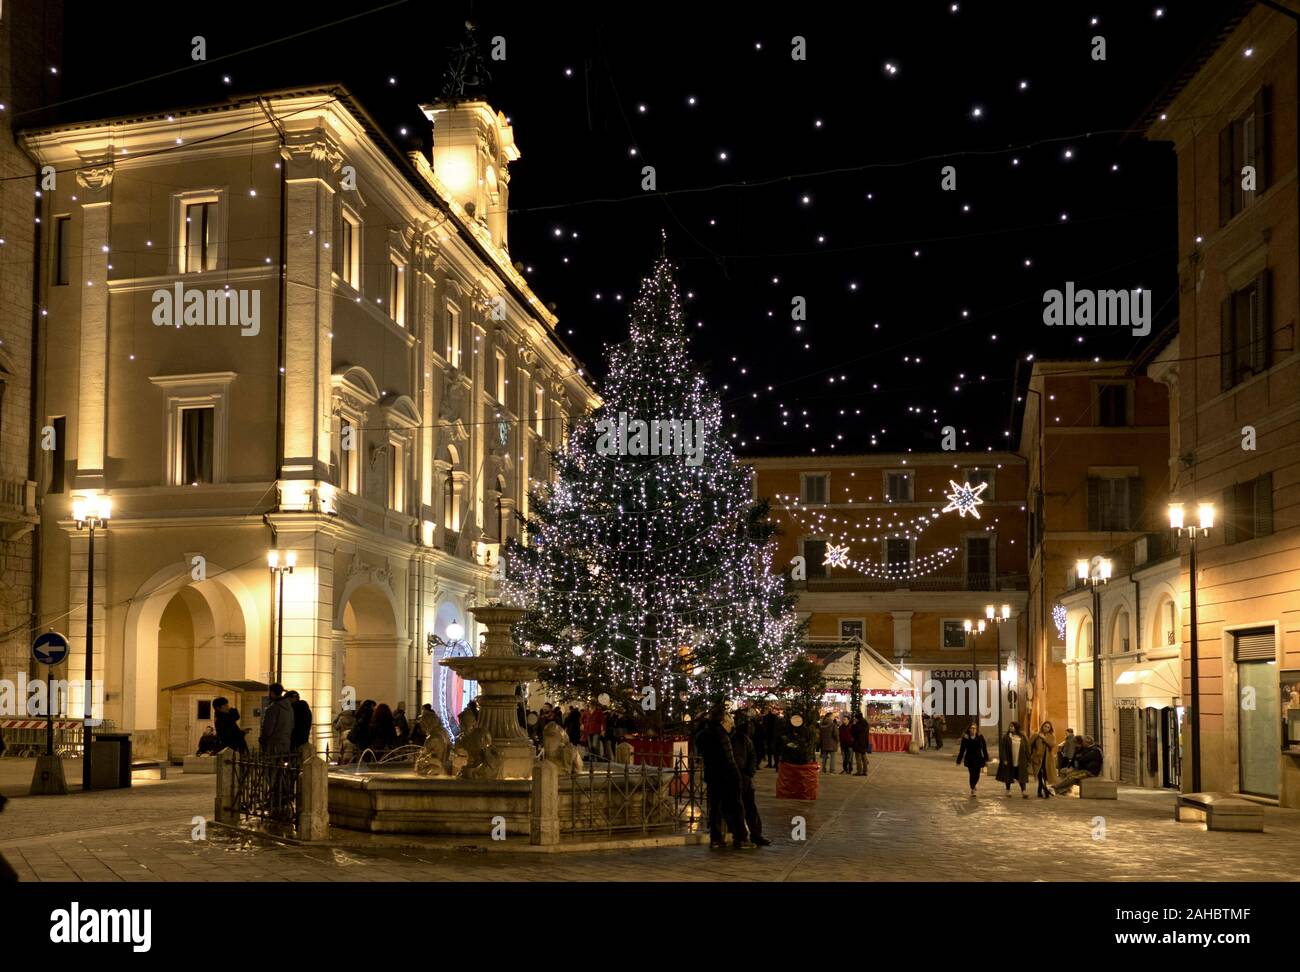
xmin=441 ymin=603 xmax=552 ymax=780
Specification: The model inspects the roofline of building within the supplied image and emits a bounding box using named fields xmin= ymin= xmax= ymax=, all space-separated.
xmin=18 ymin=82 xmax=597 ymax=401
xmin=745 ymin=450 xmax=1025 ymax=467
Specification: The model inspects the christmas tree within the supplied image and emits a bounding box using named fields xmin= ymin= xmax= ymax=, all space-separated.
xmin=506 ymin=250 xmax=801 ymax=723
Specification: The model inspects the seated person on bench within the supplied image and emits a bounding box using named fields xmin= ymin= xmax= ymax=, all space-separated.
xmin=1053 ymin=735 xmax=1103 ymax=793
xmin=196 ymin=725 xmax=224 ymax=756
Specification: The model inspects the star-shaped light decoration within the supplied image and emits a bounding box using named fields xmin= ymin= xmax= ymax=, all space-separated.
xmin=823 ymin=543 xmax=851 ymax=569
xmin=942 ymin=479 xmax=988 ymax=518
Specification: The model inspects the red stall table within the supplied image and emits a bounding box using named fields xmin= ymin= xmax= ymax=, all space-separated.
xmin=627 ymin=736 xmax=688 ymax=768
xmin=869 ymin=731 xmax=911 ymax=752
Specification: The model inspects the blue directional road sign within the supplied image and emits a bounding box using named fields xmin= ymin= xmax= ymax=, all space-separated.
xmin=32 ymin=631 xmax=70 ymax=666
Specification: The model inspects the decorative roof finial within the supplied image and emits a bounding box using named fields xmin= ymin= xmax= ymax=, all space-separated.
xmin=440 ymin=21 xmax=493 ymax=104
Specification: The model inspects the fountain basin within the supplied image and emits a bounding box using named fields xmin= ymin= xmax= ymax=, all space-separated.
xmin=329 ymin=764 xmax=531 ymax=835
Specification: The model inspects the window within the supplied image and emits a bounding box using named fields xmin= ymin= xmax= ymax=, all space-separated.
xmin=149 ymin=373 xmax=234 ymax=486
xmin=803 ymin=539 xmax=827 ymax=579
xmin=1163 ymin=600 xmax=1177 ymax=647
xmin=1224 ymin=474 xmax=1273 ymax=544
xmin=49 ymin=416 xmax=66 ymax=494
xmin=1029 ymin=490 xmax=1044 ymax=553
xmin=885 ymin=470 xmax=913 ymax=502
xmin=1095 ymin=383 xmax=1130 ymax=426
xmin=801 ymin=473 xmax=828 ymax=505
xmin=54 ymin=216 xmax=71 ymax=286
xmin=840 ymin=619 xmax=864 ymax=643
xmin=443 ymin=470 xmax=459 ymax=532
xmin=388 ymin=257 xmax=406 ymax=327
xmin=1221 ymin=271 xmax=1272 ymax=391
xmin=1219 ymin=87 xmax=1270 ymax=225
xmin=534 ymin=385 xmax=545 ymax=435
xmin=965 ymin=468 xmax=994 ymax=499
xmin=1082 ymin=688 xmax=1096 ymax=740
xmin=340 ymin=210 xmax=360 ymax=289
xmin=180 ymin=407 xmax=214 ymax=484
xmin=388 ymin=439 xmax=405 ymax=512
xmin=182 ymin=198 xmax=219 ymax=273
xmin=1087 ymin=476 xmax=1142 ymax=532
xmin=942 ymin=620 xmax=967 ymax=649
xmin=964 ymin=536 xmax=992 ymax=590
xmin=338 ymin=417 xmax=360 ymax=494
xmin=495 ymin=349 xmax=508 ymax=403
xmin=886 ymin=537 xmax=911 ymax=570
xmin=446 ymin=304 xmax=462 ymax=368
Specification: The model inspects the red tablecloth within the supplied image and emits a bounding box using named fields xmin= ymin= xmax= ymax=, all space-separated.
xmin=870 ymin=731 xmax=911 ymax=752
xmin=627 ymin=737 xmax=687 ymax=767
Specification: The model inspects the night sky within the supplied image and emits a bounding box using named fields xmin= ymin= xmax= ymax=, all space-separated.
xmin=41 ymin=0 xmax=1246 ymax=455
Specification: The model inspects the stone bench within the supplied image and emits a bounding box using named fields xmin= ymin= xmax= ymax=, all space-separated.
xmin=130 ymin=759 xmax=167 ymax=780
xmin=1175 ymin=792 xmax=1264 ymax=832
xmin=182 ymin=755 xmax=218 ymax=774
xmin=1078 ymin=777 xmax=1117 ymax=799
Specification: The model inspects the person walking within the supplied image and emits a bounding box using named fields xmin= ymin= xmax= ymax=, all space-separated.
xmin=730 ymin=712 xmax=771 ymax=846
xmin=922 ymin=713 xmax=934 ymax=750
xmin=932 ymin=712 xmax=947 ymax=750
xmin=996 ymin=721 xmax=1030 ymax=798
xmin=1028 ymin=720 xmax=1059 ymax=798
xmin=258 ymin=683 xmax=295 ymax=755
xmin=695 ymin=703 xmax=754 ymax=849
xmin=956 ymin=722 xmax=989 ymax=797
xmin=850 ymin=712 xmax=871 ymax=776
xmin=819 ymin=713 xmax=838 ymax=773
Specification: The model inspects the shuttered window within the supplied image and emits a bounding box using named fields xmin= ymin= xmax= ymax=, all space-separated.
xmin=1219 ymin=86 xmax=1271 ymax=225
xmin=1088 ymin=476 xmax=1143 ymax=532
xmin=1221 ymin=271 xmax=1272 ymax=391
xmin=804 ymin=539 xmax=827 ymax=579
xmin=1223 ymin=474 xmax=1273 ymax=544
xmin=801 ymin=474 xmax=828 ymax=505
xmin=1233 ymin=629 xmax=1275 ymax=662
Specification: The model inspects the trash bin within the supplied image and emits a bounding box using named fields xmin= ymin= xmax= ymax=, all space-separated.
xmin=89 ymin=733 xmax=132 ymax=790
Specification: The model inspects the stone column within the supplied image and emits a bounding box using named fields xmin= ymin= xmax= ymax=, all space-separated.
xmin=530 ymin=759 xmax=559 ymax=845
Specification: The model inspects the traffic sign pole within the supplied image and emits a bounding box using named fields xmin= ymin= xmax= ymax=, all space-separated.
xmin=29 ymin=631 xmax=71 ymax=797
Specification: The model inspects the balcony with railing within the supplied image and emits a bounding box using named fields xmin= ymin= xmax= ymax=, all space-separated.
xmin=802 ymin=571 xmax=1028 ymax=593
xmin=0 ymin=477 xmax=37 ymax=540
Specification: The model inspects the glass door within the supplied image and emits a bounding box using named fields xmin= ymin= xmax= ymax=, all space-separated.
xmin=1238 ymin=660 xmax=1279 ymax=797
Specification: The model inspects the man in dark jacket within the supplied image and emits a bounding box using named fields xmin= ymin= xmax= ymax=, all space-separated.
xmin=213 ymin=697 xmax=249 ymax=753
xmin=286 ymin=690 xmax=312 ymax=751
xmin=730 ymin=714 xmax=770 ymax=845
xmin=696 ymin=704 xmax=754 ymax=849
xmin=259 ymin=683 xmax=294 ymax=755
xmin=1054 ymin=735 xmax=1104 ymax=793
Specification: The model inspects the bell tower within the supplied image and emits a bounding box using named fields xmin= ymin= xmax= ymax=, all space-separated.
xmin=422 ymin=100 xmax=519 ymax=252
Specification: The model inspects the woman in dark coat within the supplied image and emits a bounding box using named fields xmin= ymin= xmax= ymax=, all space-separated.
xmin=564 ymin=705 xmax=583 ymax=745
xmin=995 ymin=721 xmax=1031 ymax=798
xmin=369 ymin=703 xmax=398 ymax=752
xmin=956 ymin=722 xmax=989 ymax=797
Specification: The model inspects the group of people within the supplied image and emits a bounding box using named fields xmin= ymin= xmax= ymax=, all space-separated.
xmin=695 ymin=703 xmax=771 ymax=850
xmin=921 ymin=713 xmax=948 ymax=749
xmin=956 ymin=720 xmax=1105 ymax=798
xmin=818 ymin=711 xmax=873 ymax=776
xmin=333 ymin=699 xmax=420 ymax=758
xmin=526 ymin=700 xmax=635 ymax=761
xmin=199 ymin=684 xmax=313 ymax=758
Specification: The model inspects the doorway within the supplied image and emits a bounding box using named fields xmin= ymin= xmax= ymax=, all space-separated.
xmin=1235 ymin=628 xmax=1279 ymax=798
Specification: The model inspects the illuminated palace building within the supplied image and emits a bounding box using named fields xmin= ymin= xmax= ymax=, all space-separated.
xmin=752 ymin=453 xmax=1028 ymax=731
xmin=22 ymin=88 xmax=596 ymax=758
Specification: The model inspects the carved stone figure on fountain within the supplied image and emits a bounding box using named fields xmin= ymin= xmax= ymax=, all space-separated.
xmin=453 ymin=707 xmax=501 ymax=779
xmin=542 ymin=721 xmax=583 ymax=776
xmin=412 ymin=709 xmax=454 ymax=777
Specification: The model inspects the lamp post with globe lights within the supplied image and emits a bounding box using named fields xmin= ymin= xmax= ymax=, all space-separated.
xmin=267 ymin=549 xmax=296 ymax=684
xmin=1075 ymin=556 xmax=1111 ymax=747
xmin=1169 ymin=501 xmax=1214 ymax=792
xmin=986 ymin=603 xmax=1012 ymax=741
xmin=72 ymin=495 xmax=110 ymax=791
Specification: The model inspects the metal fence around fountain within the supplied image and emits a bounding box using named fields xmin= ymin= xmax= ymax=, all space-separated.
xmin=229 ymin=750 xmax=302 ymax=829
xmin=559 ymin=753 xmax=708 ymax=837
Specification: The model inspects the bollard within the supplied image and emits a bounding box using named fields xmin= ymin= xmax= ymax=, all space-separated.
xmin=530 ymin=759 xmax=559 ymax=846
xmin=214 ymin=750 xmax=237 ymax=824
xmin=298 ymin=755 xmax=330 ymax=841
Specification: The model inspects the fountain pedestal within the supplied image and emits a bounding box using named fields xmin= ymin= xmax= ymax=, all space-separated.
xmin=442 ymin=604 xmax=551 ymax=780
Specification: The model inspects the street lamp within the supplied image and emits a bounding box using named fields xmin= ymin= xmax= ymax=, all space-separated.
xmin=268 ymin=549 xmax=296 ymax=684
xmin=1169 ymin=500 xmax=1214 ymax=792
xmin=963 ymin=618 xmax=986 ymax=729
xmin=72 ymin=494 xmax=110 ymax=791
xmin=986 ymin=603 xmax=1012 ymax=740
xmin=1075 ymin=556 xmax=1111 ymax=749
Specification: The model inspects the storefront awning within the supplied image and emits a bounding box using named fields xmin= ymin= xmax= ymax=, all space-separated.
xmin=1112 ymin=655 xmax=1181 ymax=709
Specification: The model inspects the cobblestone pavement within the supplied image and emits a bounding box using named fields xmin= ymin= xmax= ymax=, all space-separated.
xmin=2 ymin=751 xmax=1297 ymax=881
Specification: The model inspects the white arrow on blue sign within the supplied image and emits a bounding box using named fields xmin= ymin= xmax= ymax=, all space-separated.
xmin=32 ymin=631 xmax=70 ymax=666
